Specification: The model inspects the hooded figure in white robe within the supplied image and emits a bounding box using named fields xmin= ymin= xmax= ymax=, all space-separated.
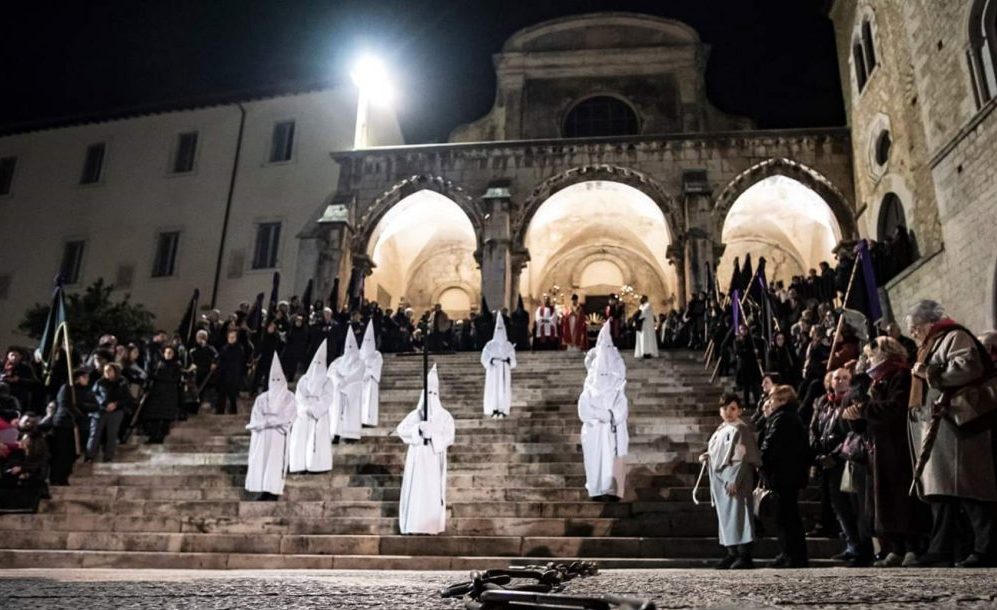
xmin=634 ymin=298 xmax=659 ymax=359
xmin=705 ymin=418 xmax=761 ymax=549
xmin=359 ymin=320 xmax=383 ymax=428
xmin=289 ymin=339 xmax=334 ymax=473
xmin=481 ymin=314 xmax=517 ymax=418
xmin=245 ymin=355 xmax=297 ymax=497
xmin=329 ymin=330 xmax=365 ymax=441
xmin=578 ymin=322 xmax=629 ymax=499
xmin=395 ymin=364 xmax=455 ymax=534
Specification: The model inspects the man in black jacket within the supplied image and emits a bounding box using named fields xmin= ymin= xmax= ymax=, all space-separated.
xmin=49 ymin=368 xmax=96 ymax=485
xmin=214 ymin=330 xmax=246 ymax=415
xmin=760 ymin=385 xmax=811 ymax=568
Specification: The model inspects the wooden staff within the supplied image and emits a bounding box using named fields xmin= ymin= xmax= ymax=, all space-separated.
xmin=910 ymin=392 xmax=950 ymax=497
xmin=826 ymin=257 xmax=861 ymax=373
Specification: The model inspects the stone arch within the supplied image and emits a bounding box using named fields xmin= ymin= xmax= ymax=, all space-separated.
xmin=430 ymin=281 xmax=479 ymax=313
xmin=568 ymin=251 xmax=635 ymax=288
xmin=353 ymin=174 xmax=486 ymax=258
xmin=713 ymin=157 xmax=858 ymax=240
xmin=513 ymin=165 xmax=680 ymax=251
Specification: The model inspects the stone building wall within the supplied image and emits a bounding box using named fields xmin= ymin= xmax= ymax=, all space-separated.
xmin=832 ymin=0 xmax=997 ymax=331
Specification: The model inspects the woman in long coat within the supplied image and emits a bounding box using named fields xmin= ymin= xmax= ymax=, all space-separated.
xmin=906 ymin=300 xmax=996 ymax=568
xmin=849 ymin=337 xmax=927 ymax=567
xmin=140 ymin=346 xmax=182 ymax=443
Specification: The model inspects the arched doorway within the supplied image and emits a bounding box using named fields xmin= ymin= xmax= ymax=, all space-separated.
xmin=877 ymin=192 xmax=907 ymax=241
xmin=363 ymin=190 xmax=480 ymax=318
xmin=719 ymin=175 xmax=843 ymax=286
xmin=520 ymin=180 xmax=677 ymax=318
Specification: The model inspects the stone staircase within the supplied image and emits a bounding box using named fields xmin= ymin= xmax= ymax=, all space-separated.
xmin=0 ymin=350 xmax=837 ymax=569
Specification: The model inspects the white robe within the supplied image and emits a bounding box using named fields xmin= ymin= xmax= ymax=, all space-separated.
xmin=329 ymin=332 xmax=365 ymax=441
xmin=245 ymin=376 xmax=297 ymax=495
xmin=634 ymin=302 xmax=659 ymax=358
xmin=361 ymin=352 xmax=383 ymax=427
xmin=481 ymin=332 xmax=516 ymax=416
xmin=707 ymin=420 xmax=760 ymax=546
xmin=578 ymin=383 xmax=629 ymax=498
xmin=289 ymin=376 xmax=334 ymax=473
xmin=534 ymin=306 xmax=558 ymax=338
xmin=396 ymin=401 xmax=455 ymax=534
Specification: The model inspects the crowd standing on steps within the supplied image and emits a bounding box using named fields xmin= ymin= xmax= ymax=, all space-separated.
xmin=691 ymin=242 xmax=997 ymax=570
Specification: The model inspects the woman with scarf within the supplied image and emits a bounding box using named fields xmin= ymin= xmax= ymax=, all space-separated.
xmin=843 ymin=337 xmax=927 ymax=567
xmin=906 ymin=300 xmax=996 ymax=568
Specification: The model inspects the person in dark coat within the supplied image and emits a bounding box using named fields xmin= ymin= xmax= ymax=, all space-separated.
xmin=734 ymin=325 xmax=764 ymax=407
xmin=214 ymin=330 xmax=247 ymax=415
xmin=846 ymin=337 xmax=928 ymax=567
xmin=252 ymin=321 xmax=284 ymax=393
xmin=140 ymin=346 xmax=182 ymax=444
xmin=49 ymin=368 xmax=95 ymax=485
xmin=759 ymin=384 xmax=810 ymax=568
xmin=509 ymin=297 xmax=531 ymax=351
xmin=89 ymin=363 xmax=133 ymax=462
xmin=767 ymin=332 xmax=799 ymax=391
xmin=1 ymin=348 xmax=38 ymax=415
xmin=189 ymin=330 xmax=218 ymax=403
xmin=281 ymin=315 xmax=309 ymax=381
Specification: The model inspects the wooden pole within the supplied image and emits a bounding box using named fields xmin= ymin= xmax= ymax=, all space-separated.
xmin=826 ymin=258 xmax=861 ymax=373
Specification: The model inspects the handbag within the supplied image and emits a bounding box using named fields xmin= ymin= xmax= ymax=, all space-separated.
xmin=752 ymin=485 xmax=777 ymax=519
xmin=947 ymin=368 xmax=997 ymax=436
xmin=839 ymin=460 xmax=857 ymax=494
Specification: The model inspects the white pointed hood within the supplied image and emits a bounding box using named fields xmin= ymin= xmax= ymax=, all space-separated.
xmin=359 ymin=319 xmax=377 ymax=359
xmin=329 ymin=328 xmax=364 ymax=383
xmin=586 ymin=321 xmax=626 ymax=394
xmin=492 ymin=314 xmax=508 ymax=343
xmin=300 ymin=339 xmax=328 ymax=395
xmin=268 ymin=354 xmax=288 ymax=393
xmin=416 ymin=363 xmax=445 ymax=417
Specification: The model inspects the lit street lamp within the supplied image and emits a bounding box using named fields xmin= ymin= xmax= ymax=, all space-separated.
xmin=351 ymin=54 xmax=393 ymax=149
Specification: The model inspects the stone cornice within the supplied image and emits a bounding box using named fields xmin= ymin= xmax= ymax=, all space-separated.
xmin=331 ymin=127 xmax=851 ymax=162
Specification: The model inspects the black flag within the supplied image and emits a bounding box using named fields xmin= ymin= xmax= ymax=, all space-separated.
xmin=266 ymin=272 xmax=280 ymax=322
xmin=329 ymin=277 xmax=340 ymax=311
xmin=740 ymin=253 xmax=754 ymax=294
xmin=726 ymin=257 xmax=741 ymax=296
xmin=300 ymin=279 xmax=313 ymax=316
xmin=176 ymin=288 xmax=200 ymax=348
xmin=36 ymin=277 xmax=68 ymax=366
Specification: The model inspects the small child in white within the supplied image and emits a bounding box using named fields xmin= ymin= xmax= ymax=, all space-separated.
xmin=699 ymin=392 xmax=762 ymax=569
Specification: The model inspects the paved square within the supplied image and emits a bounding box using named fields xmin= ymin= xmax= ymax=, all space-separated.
xmin=2 ymin=568 xmax=997 ymax=609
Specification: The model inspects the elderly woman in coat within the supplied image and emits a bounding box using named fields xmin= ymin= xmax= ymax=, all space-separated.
xmin=906 ymin=300 xmax=996 ymax=568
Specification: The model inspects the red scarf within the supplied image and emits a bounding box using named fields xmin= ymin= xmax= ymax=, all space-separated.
xmin=868 ymin=358 xmax=906 ymax=382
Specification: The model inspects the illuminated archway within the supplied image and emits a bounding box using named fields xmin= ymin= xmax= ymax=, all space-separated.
xmin=719 ymin=175 xmax=842 ymax=286
xmin=364 ymin=190 xmax=480 ymax=317
xmin=521 ymin=180 xmax=677 ymax=316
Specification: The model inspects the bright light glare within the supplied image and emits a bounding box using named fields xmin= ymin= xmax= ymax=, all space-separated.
xmin=351 ymin=55 xmax=394 ymax=106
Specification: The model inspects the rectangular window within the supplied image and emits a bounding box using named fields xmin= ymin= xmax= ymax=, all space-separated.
xmin=60 ymin=240 xmax=85 ymax=284
xmin=252 ymin=222 xmax=281 ymax=269
xmin=80 ymin=143 xmax=106 ymax=184
xmin=172 ymin=131 xmax=198 ymax=174
xmin=152 ymin=231 xmax=180 ymax=277
xmin=0 ymin=156 xmax=15 ymax=195
xmin=269 ymin=121 xmax=295 ymax=163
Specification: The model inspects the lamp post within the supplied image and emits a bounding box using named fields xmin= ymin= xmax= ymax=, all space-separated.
xmin=351 ymin=55 xmax=393 ymax=149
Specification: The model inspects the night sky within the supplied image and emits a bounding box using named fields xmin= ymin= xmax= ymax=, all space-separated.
xmin=2 ymin=0 xmax=844 ymax=143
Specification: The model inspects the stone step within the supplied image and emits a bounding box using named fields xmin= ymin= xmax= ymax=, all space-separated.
xmin=0 ymin=549 xmax=840 ymax=570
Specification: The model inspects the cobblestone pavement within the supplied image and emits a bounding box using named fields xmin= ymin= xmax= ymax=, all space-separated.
xmin=2 ymin=568 xmax=997 ymax=609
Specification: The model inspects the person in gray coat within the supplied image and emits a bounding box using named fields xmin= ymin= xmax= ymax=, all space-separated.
xmin=906 ymin=299 xmax=996 ymax=568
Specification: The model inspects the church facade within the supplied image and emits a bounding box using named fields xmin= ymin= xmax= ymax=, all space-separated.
xmin=317 ymin=14 xmax=856 ymax=320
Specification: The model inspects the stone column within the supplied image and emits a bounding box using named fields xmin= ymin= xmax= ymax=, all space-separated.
xmin=480 ymin=185 xmax=513 ymax=312
xmin=667 ymin=243 xmax=686 ymax=307
xmin=509 ymin=249 xmax=530 ymax=310
xmin=682 ymin=187 xmax=716 ymax=301
xmin=312 ymin=201 xmax=353 ymax=305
